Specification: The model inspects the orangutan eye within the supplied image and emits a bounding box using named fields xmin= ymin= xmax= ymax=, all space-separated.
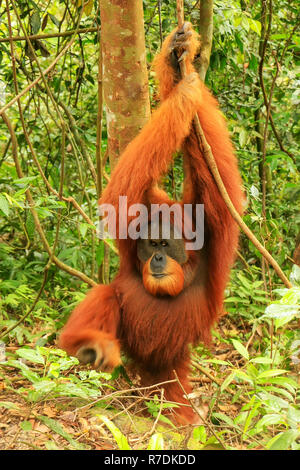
xmin=150 ymin=241 xmax=157 ymax=247
xmin=161 ymin=240 xmax=168 ymax=247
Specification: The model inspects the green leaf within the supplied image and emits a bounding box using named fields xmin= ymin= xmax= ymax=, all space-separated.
xmin=21 ymin=420 xmax=32 ymax=431
xmin=155 ymin=413 xmax=175 ymax=427
xmin=249 ymin=54 xmax=258 ymax=72
xmin=204 ymin=359 xmax=229 ymax=365
xmin=250 ymin=357 xmax=273 ymax=364
xmin=249 ymin=185 xmax=260 ymax=200
xmin=232 ymin=339 xmax=249 ymax=360
xmin=38 ymin=415 xmax=86 ymax=450
xmin=83 ymin=0 xmax=93 ymax=16
xmin=239 ymin=128 xmax=247 ymax=148
xmin=56 ymin=382 xmax=99 ymax=399
xmin=257 ymin=391 xmax=289 ymax=411
xmin=0 ymin=401 xmax=20 ymax=410
xmin=264 ymin=303 xmax=300 ymax=318
xmin=268 ymin=377 xmax=298 ymax=392
xmin=0 ymin=194 xmax=9 ymax=216
xmin=287 ymin=406 xmax=300 ymax=429
xmin=13 ymin=176 xmax=38 ymax=186
xmin=33 ymin=379 xmax=56 ymax=394
xmin=98 ymin=415 xmax=131 ymax=450
xmin=221 ymin=371 xmax=236 ymax=392
xmin=30 ymin=11 xmax=41 ymax=35
xmin=249 ymin=19 xmax=261 ymax=35
xmin=79 ymin=222 xmax=89 ymax=238
xmin=45 ymin=441 xmax=59 ymax=450
xmin=237 ymin=273 xmax=252 ymax=289
xmin=49 ymin=14 xmax=60 ymax=28
xmin=257 ymin=369 xmax=287 ymax=380
xmin=18 ymin=365 xmax=40 ymax=384
xmin=47 ymin=362 xmax=61 ymax=378
xmin=241 ymin=15 xmax=250 ymax=32
xmin=256 ymin=413 xmax=283 ymax=432
xmin=96 ymin=241 xmax=105 ymax=266
xmin=233 ymin=16 xmax=242 ymax=28
xmin=247 ymin=363 xmax=259 ymax=379
xmin=147 ymin=433 xmax=164 ymax=450
xmin=16 ymin=348 xmax=45 ymax=365
xmin=291 ymin=265 xmax=300 ymax=284
xmin=243 ymin=399 xmax=260 ymax=436
xmin=266 ymin=430 xmax=299 ymax=450
xmin=213 ymin=413 xmax=235 ymax=427
xmin=193 ymin=425 xmax=207 ymax=443
xmin=26 ymin=212 xmax=35 ymax=239
xmin=233 ymin=370 xmax=253 ymax=384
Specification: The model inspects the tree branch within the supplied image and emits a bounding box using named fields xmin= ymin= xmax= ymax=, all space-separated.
xmin=0 ymin=27 xmax=98 ymax=43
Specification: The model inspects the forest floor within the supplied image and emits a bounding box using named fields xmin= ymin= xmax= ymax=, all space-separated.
xmin=0 ymin=318 xmax=299 ymax=450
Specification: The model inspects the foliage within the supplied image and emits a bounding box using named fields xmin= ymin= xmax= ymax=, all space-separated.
xmin=4 ymin=346 xmax=114 ymax=402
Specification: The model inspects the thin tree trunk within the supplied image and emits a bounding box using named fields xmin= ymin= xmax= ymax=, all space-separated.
xmin=293 ymin=233 xmax=300 ymax=266
xmin=100 ymin=0 xmax=151 ymax=169
xmin=194 ymin=0 xmax=214 ymax=82
xmin=256 ymin=0 xmax=273 ymax=295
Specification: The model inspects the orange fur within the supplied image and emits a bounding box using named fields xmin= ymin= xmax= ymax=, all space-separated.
xmin=59 ymin=26 xmax=244 ymax=424
xmin=142 ymin=256 xmax=185 ymax=297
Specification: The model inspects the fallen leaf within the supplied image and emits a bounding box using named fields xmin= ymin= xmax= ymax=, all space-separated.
xmin=43 ymin=405 xmax=57 ymax=418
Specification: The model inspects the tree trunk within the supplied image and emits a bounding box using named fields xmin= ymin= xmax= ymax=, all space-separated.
xmin=100 ymin=0 xmax=151 ymax=169
xmin=293 ymin=233 xmax=300 ymax=266
xmin=257 ymin=0 xmax=272 ymax=204
xmin=194 ymin=0 xmax=214 ymax=82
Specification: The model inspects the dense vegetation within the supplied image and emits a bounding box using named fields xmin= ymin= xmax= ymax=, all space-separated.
xmin=0 ymin=0 xmax=299 ymax=450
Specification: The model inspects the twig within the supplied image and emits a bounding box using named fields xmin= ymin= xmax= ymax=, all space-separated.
xmin=75 ymin=379 xmax=178 ymax=411
xmin=158 ymin=1 xmax=163 ymax=47
xmin=260 ymin=0 xmax=273 ymax=222
xmin=143 ymin=389 xmax=165 ymax=438
xmin=236 ymin=250 xmax=251 ymax=271
xmin=191 ymin=359 xmax=248 ymax=404
xmin=0 ymin=26 xmax=98 ymax=43
xmin=95 ymin=25 xmax=111 ymax=282
xmin=96 ymin=25 xmax=104 ymax=200
xmin=173 ymin=369 xmax=227 ymax=449
xmin=58 ymin=101 xmax=97 ymax=186
xmin=107 ymin=397 xmax=145 ymax=422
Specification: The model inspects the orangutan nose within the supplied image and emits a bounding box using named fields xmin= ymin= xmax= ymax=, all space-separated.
xmin=150 ymin=252 xmax=166 ymax=272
